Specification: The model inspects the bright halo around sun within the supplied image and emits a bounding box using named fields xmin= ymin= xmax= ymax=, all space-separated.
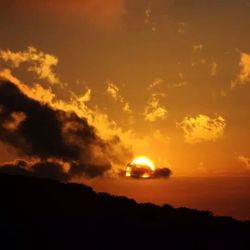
xmin=126 ymin=156 xmax=156 ymax=179
xmin=131 ymin=156 xmax=155 ymax=171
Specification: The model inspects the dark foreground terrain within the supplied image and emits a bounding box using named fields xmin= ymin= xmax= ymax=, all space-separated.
xmin=0 ymin=174 xmax=249 ymax=250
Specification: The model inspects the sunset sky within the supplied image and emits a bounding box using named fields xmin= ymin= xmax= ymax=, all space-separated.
xmin=1 ymin=0 xmax=250 ymax=219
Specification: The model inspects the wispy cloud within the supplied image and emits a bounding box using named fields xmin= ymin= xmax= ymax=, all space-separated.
xmin=177 ymin=115 xmax=226 ymax=144
xmin=144 ymin=7 xmax=156 ymax=32
xmin=231 ymin=52 xmax=250 ymax=88
xmin=193 ymin=44 xmax=203 ymax=53
xmin=237 ymin=155 xmax=250 ymax=169
xmin=0 ymin=47 xmax=60 ymax=84
xmin=144 ymin=94 xmax=168 ymax=122
xmin=210 ymin=61 xmax=218 ymax=77
xmin=106 ymin=81 xmax=132 ymax=113
xmin=177 ymin=22 xmax=188 ymax=34
xmin=148 ymin=78 xmax=164 ymax=90
xmin=166 ymin=73 xmax=188 ymax=88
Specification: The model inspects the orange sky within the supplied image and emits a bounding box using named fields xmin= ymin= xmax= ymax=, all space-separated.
xmin=0 ymin=1 xmax=250 ymax=178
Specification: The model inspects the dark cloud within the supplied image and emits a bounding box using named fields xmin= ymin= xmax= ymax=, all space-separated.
xmin=0 ymin=160 xmax=32 ymax=177
xmin=127 ymin=164 xmax=172 ymax=179
xmin=0 ymin=80 xmax=131 ymax=179
xmin=128 ymin=165 xmax=152 ymax=179
xmin=0 ymin=160 xmax=67 ymax=181
xmin=154 ymin=168 xmax=172 ymax=178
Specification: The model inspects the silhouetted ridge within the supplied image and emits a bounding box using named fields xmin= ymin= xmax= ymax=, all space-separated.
xmin=0 ymin=174 xmax=249 ymax=250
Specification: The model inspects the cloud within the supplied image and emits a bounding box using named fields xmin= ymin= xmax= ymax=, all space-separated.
xmin=191 ymin=58 xmax=207 ymax=68
xmin=177 ymin=115 xmax=226 ymax=144
xmin=0 ymin=79 xmax=132 ymax=179
xmin=2 ymin=112 xmax=26 ymax=131
xmin=231 ymin=53 xmax=250 ymax=88
xmin=148 ymin=78 xmax=164 ymax=90
xmin=177 ymin=22 xmax=188 ymax=34
xmin=106 ymin=81 xmax=132 ymax=113
xmin=144 ymin=94 xmax=168 ymax=122
xmin=193 ymin=44 xmax=203 ymax=53
xmin=107 ymin=81 xmax=120 ymax=101
xmin=125 ymin=164 xmax=172 ymax=179
xmin=237 ymin=155 xmax=250 ymax=169
xmin=166 ymin=73 xmax=188 ymax=89
xmin=144 ymin=7 xmax=156 ymax=32
xmin=191 ymin=58 xmax=218 ymax=78
xmin=210 ymin=62 xmax=218 ymax=77
xmin=0 ymin=69 xmax=136 ymax=170
xmin=0 ymin=159 xmax=70 ymax=181
xmin=153 ymin=168 xmax=173 ymax=178
xmin=212 ymin=88 xmax=227 ymax=99
xmin=0 ymin=47 xmax=60 ymax=84
xmin=0 ymin=68 xmax=173 ymax=178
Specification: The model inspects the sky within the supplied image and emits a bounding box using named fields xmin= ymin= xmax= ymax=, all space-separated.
xmin=0 ymin=0 xmax=250 ymax=218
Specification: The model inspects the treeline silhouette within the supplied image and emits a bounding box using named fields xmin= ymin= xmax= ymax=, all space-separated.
xmin=0 ymin=174 xmax=249 ymax=250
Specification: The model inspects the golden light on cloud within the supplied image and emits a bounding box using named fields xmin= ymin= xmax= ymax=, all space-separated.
xmin=126 ymin=156 xmax=155 ymax=179
xmin=144 ymin=95 xmax=168 ymax=122
xmin=177 ymin=115 xmax=226 ymax=144
xmin=106 ymin=81 xmax=132 ymax=113
xmin=131 ymin=156 xmax=155 ymax=171
xmin=0 ymin=47 xmax=60 ymax=85
xmin=126 ymin=156 xmax=172 ymax=179
xmin=232 ymin=53 xmax=250 ymax=88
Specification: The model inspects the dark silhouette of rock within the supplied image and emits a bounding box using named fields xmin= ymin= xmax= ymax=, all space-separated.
xmin=0 ymin=174 xmax=249 ymax=250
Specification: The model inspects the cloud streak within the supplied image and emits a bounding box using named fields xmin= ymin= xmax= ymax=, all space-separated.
xmin=106 ymin=81 xmax=132 ymax=113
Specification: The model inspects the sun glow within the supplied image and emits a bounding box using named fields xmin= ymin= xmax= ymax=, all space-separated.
xmin=131 ymin=156 xmax=155 ymax=171
xmin=125 ymin=166 xmax=132 ymax=177
xmin=125 ymin=156 xmax=156 ymax=178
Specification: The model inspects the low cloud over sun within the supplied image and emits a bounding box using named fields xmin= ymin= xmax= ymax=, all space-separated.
xmin=125 ymin=156 xmax=172 ymax=179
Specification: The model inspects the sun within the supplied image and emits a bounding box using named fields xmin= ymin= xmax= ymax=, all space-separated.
xmin=126 ymin=156 xmax=155 ymax=178
xmin=131 ymin=156 xmax=155 ymax=171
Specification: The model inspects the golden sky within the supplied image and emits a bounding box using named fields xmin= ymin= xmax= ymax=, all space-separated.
xmin=0 ymin=0 xmax=250 ymax=178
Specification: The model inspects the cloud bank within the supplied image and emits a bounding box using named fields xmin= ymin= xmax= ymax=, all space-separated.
xmin=0 ymin=79 xmax=132 ymax=180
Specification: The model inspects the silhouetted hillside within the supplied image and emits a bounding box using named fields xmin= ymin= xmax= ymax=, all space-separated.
xmin=0 ymin=174 xmax=249 ymax=250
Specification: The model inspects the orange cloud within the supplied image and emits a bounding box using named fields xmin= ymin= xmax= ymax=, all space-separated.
xmin=106 ymin=81 xmax=132 ymax=113
xmin=0 ymin=47 xmax=60 ymax=84
xmin=237 ymin=155 xmax=250 ymax=170
xmin=232 ymin=53 xmax=250 ymax=88
xmin=144 ymin=94 xmax=168 ymax=122
xmin=177 ymin=115 xmax=226 ymax=144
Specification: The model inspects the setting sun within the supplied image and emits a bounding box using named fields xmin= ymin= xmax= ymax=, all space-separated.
xmin=131 ymin=156 xmax=155 ymax=171
xmin=126 ymin=156 xmax=156 ymax=179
